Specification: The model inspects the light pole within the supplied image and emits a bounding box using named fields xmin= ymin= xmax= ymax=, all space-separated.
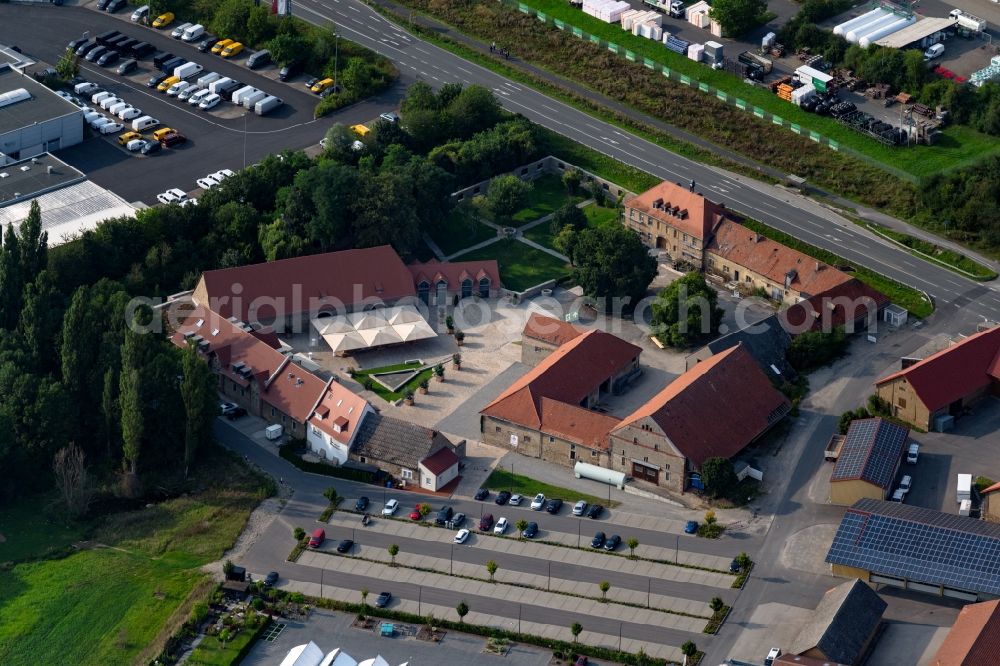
xmin=242 ymin=110 xmax=248 ymax=169
xmin=647 ymin=577 xmax=651 ymax=608
xmin=547 ymin=561 xmax=551 ymax=591
xmin=320 ymin=568 xmax=324 ymax=598
xmin=619 ymin=621 xmax=623 ymax=651
xmin=675 ymin=534 xmax=679 ymax=564
xmin=450 ymin=544 xmax=454 ymax=575
xmin=518 ymin=603 xmax=521 ymax=634
xmin=577 ymin=520 xmax=581 ymax=548
xmin=418 ymin=585 xmax=422 ymax=615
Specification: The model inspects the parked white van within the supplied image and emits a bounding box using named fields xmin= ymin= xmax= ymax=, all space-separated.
xmin=131 ymin=4 xmax=149 ymax=22
xmin=174 ymin=62 xmax=203 ymax=80
xmin=131 ymin=115 xmax=160 ymax=131
xmin=182 ymin=24 xmax=205 ymax=42
xmin=924 ymin=43 xmax=945 ymax=60
xmin=92 ymin=90 xmax=112 ymax=105
xmin=74 ymin=81 xmax=99 ymax=95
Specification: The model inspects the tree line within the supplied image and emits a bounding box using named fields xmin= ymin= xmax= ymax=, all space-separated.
xmin=5 ymin=84 xmax=540 ymax=508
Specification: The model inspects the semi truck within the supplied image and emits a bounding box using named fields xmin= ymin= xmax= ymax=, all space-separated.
xmin=738 ymin=51 xmax=772 ymax=74
xmin=950 ymin=9 xmax=987 ymax=33
xmin=642 ymin=0 xmax=684 ymax=18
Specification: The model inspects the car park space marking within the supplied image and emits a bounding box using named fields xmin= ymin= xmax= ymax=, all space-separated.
xmin=348 ymin=3 xmax=360 ymax=9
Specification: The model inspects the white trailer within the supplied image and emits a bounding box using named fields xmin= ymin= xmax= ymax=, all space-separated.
xmin=208 ymin=77 xmax=233 ymax=95
xmin=230 ymin=85 xmax=257 ymax=105
xmin=957 ymin=473 xmax=972 ymax=503
xmin=254 ymin=95 xmax=283 ymax=115
xmin=242 ymin=90 xmax=267 ymax=109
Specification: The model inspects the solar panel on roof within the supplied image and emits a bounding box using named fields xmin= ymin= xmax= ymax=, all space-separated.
xmin=831 ymin=419 xmax=908 ymax=488
xmin=827 ymin=500 xmax=1000 ymax=595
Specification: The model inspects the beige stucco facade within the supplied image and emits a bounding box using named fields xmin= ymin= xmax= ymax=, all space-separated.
xmin=705 ymin=251 xmax=801 ymax=305
xmin=624 ymin=206 xmax=706 ymax=266
xmin=607 ymin=418 xmax=686 ymax=493
xmin=480 ymin=415 xmax=610 ymax=469
xmin=984 ymin=493 xmax=1000 ymax=522
xmin=830 ymin=478 xmax=886 ymax=506
xmin=875 ymin=378 xmax=935 ymax=430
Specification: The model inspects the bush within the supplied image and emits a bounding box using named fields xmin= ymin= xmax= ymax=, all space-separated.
xmin=293 ymin=527 xmax=305 ymax=541
xmin=787 ymin=328 xmax=848 ymax=372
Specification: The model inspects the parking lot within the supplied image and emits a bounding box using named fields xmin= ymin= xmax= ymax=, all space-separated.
xmin=0 ymin=3 xmax=405 ymax=204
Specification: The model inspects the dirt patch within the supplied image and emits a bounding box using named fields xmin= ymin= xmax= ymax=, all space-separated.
xmin=352 ymin=617 xmax=377 ymax=631
xmin=416 ymin=626 xmax=446 ymax=642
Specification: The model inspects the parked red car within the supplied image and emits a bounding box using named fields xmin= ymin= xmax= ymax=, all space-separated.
xmin=409 ymin=508 xmax=421 ymax=521
xmin=479 ymin=513 xmax=494 ymax=531
xmin=309 ymin=528 xmax=325 ymax=548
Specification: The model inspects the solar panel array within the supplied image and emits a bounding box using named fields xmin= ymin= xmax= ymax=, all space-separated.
xmin=830 ymin=418 xmax=908 ymax=488
xmin=826 ymin=499 xmax=1000 ymax=596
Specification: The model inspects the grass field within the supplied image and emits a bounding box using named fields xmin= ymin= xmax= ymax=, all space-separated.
xmin=0 ymin=448 xmax=271 ymax=666
xmin=458 ymin=239 xmax=570 ymax=291
xmin=511 ymin=174 xmax=582 ymax=225
xmin=353 ymin=362 xmax=436 ymax=402
xmin=523 ymin=202 xmax=619 ymax=248
xmin=0 ymin=498 xmax=89 ymax=564
xmin=429 ymin=207 xmax=498 ymax=256
xmin=187 ymin=621 xmax=264 ymax=665
xmin=867 ymin=223 xmax=997 ymax=280
xmin=484 ymin=469 xmax=616 ymax=507
xmin=517 ymin=0 xmax=1000 ymax=178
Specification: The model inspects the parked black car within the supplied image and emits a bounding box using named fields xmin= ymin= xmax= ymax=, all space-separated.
xmin=85 ymin=46 xmax=108 ymax=63
xmin=375 ymin=591 xmax=392 ymax=608
xmin=435 ymin=505 xmax=453 ymax=525
xmin=545 ymin=498 xmax=563 ymax=515
xmin=523 ymin=521 xmax=539 ymax=539
xmin=495 ymin=490 xmax=511 ymax=505
xmin=198 ymin=35 xmax=219 ymax=52
xmin=147 ymin=72 xmax=169 ymax=88
xmin=75 ymin=40 xmax=97 ymax=57
xmin=278 ymin=61 xmax=301 ymax=81
xmin=355 ymin=497 xmax=369 ymax=512
xmin=106 ymin=0 xmax=127 ymax=12
xmin=448 ymin=512 xmax=466 ymax=529
xmin=474 ymin=488 xmax=490 ymax=501
xmin=603 ymin=534 xmax=621 ymax=551
xmin=117 ymin=59 xmax=138 ymax=76
xmin=97 ymin=51 xmax=120 ymax=67
xmin=247 ymin=49 xmax=271 ymax=69
xmin=730 ymin=558 xmax=741 ymax=573
xmin=68 ymin=36 xmax=89 ymax=52
xmin=590 ymin=531 xmax=606 ymax=548
xmin=264 ymin=571 xmax=279 ymax=586
xmin=586 ymin=504 xmax=604 ymax=519
xmin=336 ymin=539 xmax=353 ymax=553
xmin=140 ymin=140 xmax=161 ymax=155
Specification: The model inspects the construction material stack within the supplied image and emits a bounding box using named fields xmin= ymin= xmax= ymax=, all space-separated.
xmin=777 ymin=83 xmax=794 ymax=102
xmin=688 ymin=43 xmax=704 ymax=62
xmin=663 ymin=33 xmax=690 ymax=54
xmin=703 ymin=41 xmax=724 ymax=66
xmin=971 ymin=55 xmax=1000 ymax=88
xmin=582 ymin=0 xmax=631 ymax=23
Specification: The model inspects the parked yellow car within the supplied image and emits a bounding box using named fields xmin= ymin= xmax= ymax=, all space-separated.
xmin=152 ymin=127 xmax=176 ymax=141
xmin=310 ymin=77 xmax=334 ymax=94
xmin=220 ymin=42 xmax=244 ymax=58
xmin=152 ymin=12 xmax=174 ymax=28
xmin=156 ymin=76 xmax=180 ymax=92
xmin=350 ymin=124 xmax=370 ymax=137
xmin=117 ymin=131 xmax=142 ymax=146
xmin=211 ymin=39 xmax=233 ymax=55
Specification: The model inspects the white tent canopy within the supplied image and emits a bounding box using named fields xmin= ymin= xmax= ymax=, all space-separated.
xmin=312 ymin=305 xmax=436 ymax=353
xmin=280 ymin=641 xmax=324 ymax=666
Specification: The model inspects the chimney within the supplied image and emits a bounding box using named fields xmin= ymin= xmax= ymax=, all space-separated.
xmin=815 ymin=261 xmax=822 ymax=271
xmin=689 ymin=179 xmax=696 ymax=192
xmin=46 ymin=165 xmax=53 ymax=175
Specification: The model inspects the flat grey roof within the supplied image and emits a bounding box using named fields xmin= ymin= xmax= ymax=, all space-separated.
xmin=0 ymin=63 xmax=80 ymax=135
xmin=0 ymin=153 xmax=82 ymax=203
xmin=876 ymin=17 xmax=957 ymax=48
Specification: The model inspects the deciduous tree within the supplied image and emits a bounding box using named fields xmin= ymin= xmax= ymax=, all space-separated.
xmin=571 ymin=225 xmax=656 ymax=312
xmin=181 ymin=344 xmax=216 ymax=476
xmin=709 ymin=0 xmax=768 ymax=37
xmin=651 ymin=272 xmax=722 ymax=347
xmin=52 ymin=443 xmax=92 ymax=517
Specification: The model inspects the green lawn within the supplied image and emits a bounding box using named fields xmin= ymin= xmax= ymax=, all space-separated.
xmin=0 ymin=448 xmax=270 ymax=666
xmin=484 ymin=469 xmax=616 ymax=507
xmin=429 ymin=207 xmax=498 ymax=256
xmin=457 ymin=239 xmax=570 ymax=291
xmin=187 ymin=622 xmax=264 ymax=666
xmin=511 ymin=174 xmax=581 ymax=225
xmin=354 ymin=366 xmax=436 ymax=402
xmin=518 ymin=0 xmax=1000 ymax=178
xmin=523 ymin=203 xmax=620 ymax=249
xmin=868 ymin=224 xmax=997 ymax=280
xmin=0 ymin=498 xmax=89 ymax=564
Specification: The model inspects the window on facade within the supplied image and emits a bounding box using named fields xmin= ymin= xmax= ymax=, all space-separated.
xmin=591 ymin=450 xmax=598 ymax=457
xmin=461 ymin=279 xmax=473 ymax=298
xmin=524 ymin=436 xmax=530 ymax=442
xmin=479 ymin=277 xmax=491 ymax=298
xmin=359 ymin=456 xmax=366 ymax=463
xmin=569 ymin=451 xmax=576 ymax=460
xmin=643 ymin=456 xmax=648 ymax=463
xmin=898 ymin=397 xmax=907 ymax=408
xmin=653 ymin=444 xmax=658 ymax=451
xmin=496 ymin=426 xmax=501 ymax=433
xmin=311 ymin=425 xmax=320 ymax=436
xmin=401 ymin=469 xmax=413 ymax=480
xmin=633 ymin=437 xmax=638 ymax=444
xmin=745 ymin=276 xmax=752 ymax=283
xmin=570 ymin=444 xmax=576 ymax=450
xmin=621 ymin=456 xmax=626 ymax=465
xmin=270 ymin=407 xmax=275 ymax=417
xmin=549 ymin=436 xmax=555 ymax=443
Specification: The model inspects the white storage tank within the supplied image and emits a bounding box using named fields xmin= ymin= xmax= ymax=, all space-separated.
xmin=574 ymin=461 xmax=626 ymax=489
xmin=834 ymin=8 xmax=887 ymax=37
xmin=859 ymin=15 xmax=917 ymax=48
xmin=847 ymin=11 xmax=898 ymax=43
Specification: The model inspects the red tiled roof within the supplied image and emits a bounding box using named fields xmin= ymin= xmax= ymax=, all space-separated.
xmin=614 ymin=344 xmax=789 ymax=468
xmin=931 ymin=600 xmax=1000 ymax=666
xmin=624 ymin=180 xmax=727 ymax=241
xmin=308 ymin=380 xmax=370 ymax=446
xmin=171 ymin=305 xmax=327 ymax=423
xmin=780 ymin=279 xmax=889 ymax=333
xmin=197 ymin=246 xmax=416 ymax=321
xmin=875 ymin=326 xmax=1000 ymax=412
xmin=983 ymin=481 xmax=1000 ymax=495
xmin=522 ymin=313 xmax=584 ymax=347
xmin=420 ymin=446 xmax=460 ymax=476
xmin=481 ymin=330 xmax=641 ymax=445
xmin=408 ymin=258 xmax=501 ymax=289
xmin=708 ymin=221 xmax=853 ymax=298
xmin=537 ymin=398 xmax=621 ymax=449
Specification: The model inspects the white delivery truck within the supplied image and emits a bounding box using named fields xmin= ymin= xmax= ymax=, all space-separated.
xmin=265 ymin=424 xmax=283 ymax=441
xmin=254 ymin=95 xmax=283 ymax=115
xmin=957 ymin=473 xmax=972 ymax=504
xmin=174 ymin=62 xmax=203 ymax=80
xmin=231 ymin=85 xmax=257 ymax=105
xmin=197 ymin=71 xmax=220 ymax=87
xmin=208 ymin=77 xmax=233 ymax=95
xmin=241 ymin=89 xmax=267 ymax=109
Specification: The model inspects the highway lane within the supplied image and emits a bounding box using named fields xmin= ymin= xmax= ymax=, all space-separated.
xmin=317 ymin=520 xmax=738 ymax=603
xmin=290 ymin=0 xmax=1000 ymax=319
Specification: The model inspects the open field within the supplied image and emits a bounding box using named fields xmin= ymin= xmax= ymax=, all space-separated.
xmin=523 ymin=202 xmax=619 ymax=248
xmin=511 ymin=174 xmax=582 ymax=225
xmin=457 ymin=239 xmax=570 ymax=291
xmin=0 ymin=448 xmax=271 ymax=666
xmin=0 ymin=498 xmax=89 ymax=564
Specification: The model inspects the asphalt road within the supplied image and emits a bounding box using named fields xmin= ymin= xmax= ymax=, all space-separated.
xmin=286 ymin=0 xmax=1000 ymax=321
xmin=0 ymin=4 xmax=404 ymax=203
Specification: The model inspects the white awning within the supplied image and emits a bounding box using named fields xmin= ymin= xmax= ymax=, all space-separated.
xmin=311 ymin=305 xmax=436 ymax=353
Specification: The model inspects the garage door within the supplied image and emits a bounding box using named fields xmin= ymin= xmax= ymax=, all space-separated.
xmin=943 ymin=587 xmax=979 ymax=602
xmin=907 ymin=581 xmax=942 ymax=595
